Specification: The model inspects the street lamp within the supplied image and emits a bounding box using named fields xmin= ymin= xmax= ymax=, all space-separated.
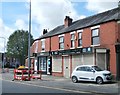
xmin=28 ymin=0 xmax=31 ymax=80
xmin=0 ymin=37 xmax=6 ymax=73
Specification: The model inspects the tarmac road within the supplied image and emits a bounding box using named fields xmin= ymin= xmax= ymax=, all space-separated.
xmin=1 ymin=71 xmax=119 ymax=95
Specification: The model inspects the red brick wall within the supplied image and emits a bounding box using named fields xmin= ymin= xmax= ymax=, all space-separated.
xmin=100 ymin=21 xmax=116 ymax=45
xmin=100 ymin=21 xmax=117 ymax=75
xmin=64 ymin=33 xmax=71 ymax=49
xmin=51 ymin=36 xmax=59 ymax=51
xmin=45 ymin=38 xmax=50 ymax=51
xmin=82 ymin=28 xmax=91 ymax=47
xmin=118 ymin=23 xmax=120 ymax=42
xmin=52 ymin=72 xmax=63 ymax=77
xmin=38 ymin=40 xmax=41 ymax=52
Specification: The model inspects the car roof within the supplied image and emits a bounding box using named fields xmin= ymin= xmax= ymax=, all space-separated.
xmin=76 ymin=65 xmax=96 ymax=68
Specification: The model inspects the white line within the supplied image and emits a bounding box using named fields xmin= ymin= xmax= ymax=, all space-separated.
xmin=1 ymin=78 xmax=89 ymax=93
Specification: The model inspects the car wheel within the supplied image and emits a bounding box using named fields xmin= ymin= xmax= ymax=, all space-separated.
xmin=72 ymin=76 xmax=78 ymax=83
xmin=96 ymin=77 xmax=103 ymax=84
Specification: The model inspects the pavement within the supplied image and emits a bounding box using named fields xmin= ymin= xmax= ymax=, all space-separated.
xmin=0 ymin=68 xmax=120 ymax=94
xmin=1 ymin=68 xmax=71 ymax=81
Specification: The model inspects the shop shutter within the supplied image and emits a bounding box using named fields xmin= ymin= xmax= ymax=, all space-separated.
xmin=52 ymin=56 xmax=62 ymax=72
xmin=96 ymin=53 xmax=106 ymax=70
xmin=72 ymin=55 xmax=83 ymax=71
xmin=83 ymin=54 xmax=94 ymax=65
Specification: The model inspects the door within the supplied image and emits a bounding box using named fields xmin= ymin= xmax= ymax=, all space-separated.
xmin=75 ymin=66 xmax=95 ymax=81
xmin=34 ymin=59 xmax=37 ymax=71
xmin=83 ymin=66 xmax=95 ymax=81
xmin=47 ymin=57 xmax=52 ymax=75
xmin=63 ymin=56 xmax=70 ymax=78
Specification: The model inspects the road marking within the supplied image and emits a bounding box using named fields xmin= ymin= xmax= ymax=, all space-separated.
xmin=0 ymin=78 xmax=90 ymax=94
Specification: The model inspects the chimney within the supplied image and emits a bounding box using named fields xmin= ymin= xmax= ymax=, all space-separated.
xmin=43 ymin=29 xmax=48 ymax=35
xmin=64 ymin=16 xmax=73 ymax=28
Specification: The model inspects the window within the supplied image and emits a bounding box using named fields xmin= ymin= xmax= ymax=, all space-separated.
xmin=59 ymin=36 xmax=64 ymax=49
xmin=86 ymin=67 xmax=93 ymax=72
xmin=41 ymin=40 xmax=45 ymax=51
xmin=91 ymin=28 xmax=100 ymax=45
xmin=78 ymin=32 xmax=82 ymax=47
xmin=71 ymin=34 xmax=75 ymax=48
xmin=76 ymin=67 xmax=86 ymax=71
xmin=76 ymin=66 xmax=93 ymax=72
xmin=39 ymin=57 xmax=46 ymax=71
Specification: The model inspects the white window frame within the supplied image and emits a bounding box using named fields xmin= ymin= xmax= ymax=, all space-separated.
xmin=70 ymin=32 xmax=76 ymax=49
xmin=91 ymin=25 xmax=100 ymax=47
xmin=59 ymin=36 xmax=64 ymax=50
xmin=41 ymin=39 xmax=45 ymax=52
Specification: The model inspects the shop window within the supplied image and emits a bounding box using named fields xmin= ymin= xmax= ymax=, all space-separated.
xmin=39 ymin=57 xmax=47 ymax=71
xmin=91 ymin=28 xmax=100 ymax=45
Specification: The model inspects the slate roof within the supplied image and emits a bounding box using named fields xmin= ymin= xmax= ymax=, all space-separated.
xmin=36 ymin=7 xmax=120 ymax=40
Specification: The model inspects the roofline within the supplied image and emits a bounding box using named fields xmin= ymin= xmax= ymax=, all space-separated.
xmin=34 ymin=19 xmax=117 ymax=41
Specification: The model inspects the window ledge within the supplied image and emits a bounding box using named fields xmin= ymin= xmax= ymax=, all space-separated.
xmin=91 ymin=44 xmax=100 ymax=47
xmin=70 ymin=47 xmax=75 ymax=49
xmin=59 ymin=49 xmax=64 ymax=51
xmin=77 ymin=46 xmax=83 ymax=48
xmin=41 ymin=50 xmax=45 ymax=52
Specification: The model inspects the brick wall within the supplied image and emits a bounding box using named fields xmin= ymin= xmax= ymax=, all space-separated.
xmin=51 ymin=36 xmax=59 ymax=51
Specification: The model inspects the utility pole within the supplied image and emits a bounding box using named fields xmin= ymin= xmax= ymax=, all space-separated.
xmin=28 ymin=0 xmax=31 ymax=80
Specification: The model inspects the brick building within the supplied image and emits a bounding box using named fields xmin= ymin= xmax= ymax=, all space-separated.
xmin=30 ymin=7 xmax=120 ymax=80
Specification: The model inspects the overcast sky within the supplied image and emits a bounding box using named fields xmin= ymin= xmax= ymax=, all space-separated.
xmin=0 ymin=0 xmax=119 ymax=53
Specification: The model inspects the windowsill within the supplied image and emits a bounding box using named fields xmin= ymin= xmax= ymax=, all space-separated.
xmin=91 ymin=44 xmax=100 ymax=47
xmin=70 ymin=47 xmax=75 ymax=49
xmin=59 ymin=49 xmax=64 ymax=51
xmin=77 ymin=46 xmax=83 ymax=48
xmin=41 ymin=50 xmax=45 ymax=52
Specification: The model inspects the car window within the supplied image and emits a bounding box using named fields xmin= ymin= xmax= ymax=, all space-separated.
xmin=76 ymin=66 xmax=93 ymax=72
xmin=85 ymin=67 xmax=92 ymax=72
xmin=92 ymin=66 xmax=103 ymax=71
xmin=76 ymin=67 xmax=86 ymax=71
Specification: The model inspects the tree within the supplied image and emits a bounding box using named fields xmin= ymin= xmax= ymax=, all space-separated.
xmin=7 ymin=30 xmax=34 ymax=65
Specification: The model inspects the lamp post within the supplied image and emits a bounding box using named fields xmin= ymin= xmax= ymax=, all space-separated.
xmin=0 ymin=37 xmax=6 ymax=73
xmin=28 ymin=0 xmax=31 ymax=80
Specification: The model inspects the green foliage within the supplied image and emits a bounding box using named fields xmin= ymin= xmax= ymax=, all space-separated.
xmin=7 ymin=30 xmax=34 ymax=65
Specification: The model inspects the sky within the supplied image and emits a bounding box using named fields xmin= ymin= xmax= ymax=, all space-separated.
xmin=0 ymin=0 xmax=119 ymax=53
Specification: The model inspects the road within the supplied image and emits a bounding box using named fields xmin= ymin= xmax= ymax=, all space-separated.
xmin=1 ymin=72 xmax=119 ymax=95
xmin=2 ymin=79 xmax=92 ymax=94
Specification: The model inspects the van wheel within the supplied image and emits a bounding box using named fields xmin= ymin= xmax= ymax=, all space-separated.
xmin=72 ymin=76 xmax=78 ymax=83
xmin=96 ymin=77 xmax=103 ymax=84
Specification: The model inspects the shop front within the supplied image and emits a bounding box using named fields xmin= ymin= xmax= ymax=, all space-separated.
xmin=37 ymin=52 xmax=52 ymax=75
xmin=51 ymin=47 xmax=109 ymax=78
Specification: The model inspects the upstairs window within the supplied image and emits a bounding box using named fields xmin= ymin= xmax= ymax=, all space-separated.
xmin=71 ymin=34 xmax=75 ymax=48
xmin=59 ymin=36 xmax=64 ymax=49
xmin=78 ymin=32 xmax=82 ymax=47
xmin=41 ymin=39 xmax=45 ymax=51
xmin=91 ymin=28 xmax=100 ymax=45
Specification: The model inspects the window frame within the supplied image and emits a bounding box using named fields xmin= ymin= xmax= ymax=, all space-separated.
xmin=78 ymin=32 xmax=82 ymax=47
xmin=71 ymin=34 xmax=75 ymax=48
xmin=91 ymin=28 xmax=100 ymax=45
xmin=41 ymin=39 xmax=45 ymax=51
xmin=59 ymin=36 xmax=64 ymax=50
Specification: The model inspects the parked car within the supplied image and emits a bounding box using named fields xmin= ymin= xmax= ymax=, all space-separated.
xmin=71 ymin=65 xmax=113 ymax=84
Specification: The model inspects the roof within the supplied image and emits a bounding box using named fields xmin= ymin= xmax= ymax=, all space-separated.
xmin=36 ymin=7 xmax=120 ymax=40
